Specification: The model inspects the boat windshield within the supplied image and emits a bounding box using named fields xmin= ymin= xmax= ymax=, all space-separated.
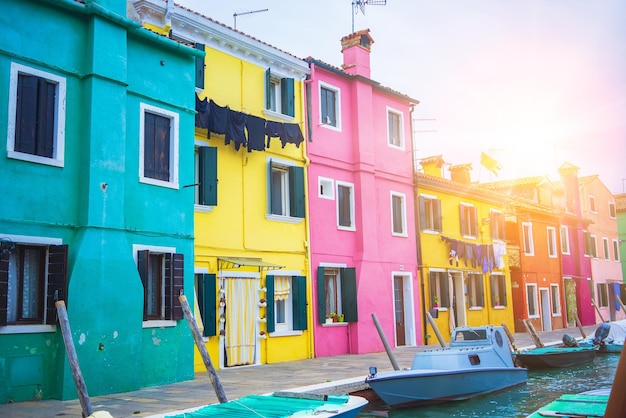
xmin=454 ymin=329 xmax=487 ymax=342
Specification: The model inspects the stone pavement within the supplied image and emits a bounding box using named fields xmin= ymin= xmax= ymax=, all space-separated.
xmin=0 ymin=324 xmax=600 ymax=418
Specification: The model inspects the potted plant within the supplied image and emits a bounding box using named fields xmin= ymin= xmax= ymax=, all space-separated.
xmin=330 ymin=312 xmax=339 ymax=323
xmin=494 ymin=295 xmax=500 ymax=307
xmin=337 ymin=313 xmax=345 ymax=323
xmin=433 ymin=295 xmax=439 ymax=308
xmin=325 ymin=314 xmax=335 ymax=324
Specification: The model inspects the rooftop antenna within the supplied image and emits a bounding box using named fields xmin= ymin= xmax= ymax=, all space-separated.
xmin=352 ymin=0 xmax=386 ymax=33
xmin=233 ymin=8 xmax=269 ymax=30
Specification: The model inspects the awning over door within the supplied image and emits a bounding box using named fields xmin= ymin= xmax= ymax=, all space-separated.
xmin=218 ymin=256 xmax=284 ymax=271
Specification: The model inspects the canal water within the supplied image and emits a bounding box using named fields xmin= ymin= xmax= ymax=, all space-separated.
xmin=358 ymin=354 xmax=619 ymax=417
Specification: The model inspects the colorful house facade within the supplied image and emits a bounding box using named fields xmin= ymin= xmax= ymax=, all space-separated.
xmin=416 ymin=157 xmax=515 ymax=343
xmin=1 ymin=0 xmax=199 ymax=403
xmin=134 ymin=0 xmax=313 ymax=370
xmin=617 ymin=193 xmax=626 ymax=284
xmin=578 ymin=175 xmax=624 ymax=322
xmin=306 ymin=30 xmax=421 ymax=356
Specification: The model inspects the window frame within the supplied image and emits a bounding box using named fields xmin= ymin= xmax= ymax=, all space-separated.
xmin=597 ymin=283 xmax=609 ymax=308
xmin=560 ymin=225 xmax=570 ymax=255
xmin=139 ymin=103 xmax=179 ymax=189
xmin=419 ymin=194 xmax=442 ymax=233
xmin=603 ymin=237 xmax=610 ymax=260
xmin=429 ymin=270 xmax=450 ymax=309
xmin=265 ymin=69 xmax=295 ymax=119
xmin=613 ymin=239 xmax=620 ymax=262
xmin=490 ymin=274 xmax=507 ymax=308
xmin=526 ymin=283 xmax=539 ymax=318
xmin=390 ymin=191 xmax=407 ymax=237
xmin=522 ymin=222 xmax=535 ymax=256
xmin=317 ymin=265 xmax=358 ymax=324
xmin=459 ymin=203 xmax=478 ymax=238
xmin=589 ymin=234 xmax=598 ymax=258
xmin=318 ymin=81 xmax=341 ymax=130
xmin=7 ymin=62 xmax=66 ymax=167
xmin=589 ymin=195 xmax=597 ymax=213
xmin=547 ymin=227 xmax=557 ymax=258
xmin=490 ymin=210 xmax=505 ymax=241
xmin=266 ymin=271 xmax=307 ymax=335
xmin=336 ymin=180 xmax=356 ymax=231
xmin=266 ymin=158 xmax=305 ymax=222
xmin=550 ymin=284 xmax=561 ymax=316
xmin=318 ymin=176 xmax=334 ymax=200
xmin=467 ymin=272 xmax=484 ymax=308
xmin=386 ymin=107 xmax=404 ymax=149
xmin=609 ymin=202 xmax=616 ymax=219
xmin=194 ymin=143 xmax=218 ymax=211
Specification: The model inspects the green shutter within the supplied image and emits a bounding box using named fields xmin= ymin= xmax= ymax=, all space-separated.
xmin=289 ymin=166 xmax=305 ymax=218
xmin=268 ymin=159 xmax=274 ymax=214
xmin=137 ymin=250 xmax=150 ymax=321
xmin=46 ymin=244 xmax=68 ymax=324
xmin=165 ymin=253 xmax=184 ymax=320
xmin=265 ymin=69 xmax=271 ymax=110
xmin=341 ymin=268 xmax=358 ymax=322
xmin=434 ymin=199 xmax=442 ymax=231
xmin=199 ymin=274 xmax=217 ymax=337
xmin=281 ymin=77 xmax=295 ymax=117
xmin=195 ymin=43 xmax=205 ymax=89
xmin=266 ymin=276 xmax=275 ymax=333
xmin=418 ymin=196 xmax=426 ymax=230
xmin=317 ymin=267 xmax=326 ymax=324
xmin=0 ymin=251 xmax=8 ymax=326
xmin=459 ymin=205 xmax=466 ymax=235
xmin=200 ymin=146 xmax=218 ymax=206
xmin=292 ymin=276 xmax=307 ymax=331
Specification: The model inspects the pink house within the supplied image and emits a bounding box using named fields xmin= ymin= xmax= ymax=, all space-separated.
xmin=305 ymin=30 xmax=421 ymax=356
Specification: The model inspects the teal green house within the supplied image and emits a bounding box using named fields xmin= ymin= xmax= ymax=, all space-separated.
xmin=0 ymin=0 xmax=201 ymax=403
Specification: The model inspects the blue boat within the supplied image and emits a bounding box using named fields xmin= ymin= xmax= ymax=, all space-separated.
xmin=365 ymin=325 xmax=528 ymax=408
xmin=580 ymin=320 xmax=626 ymax=354
xmin=146 ymin=392 xmax=368 ymax=417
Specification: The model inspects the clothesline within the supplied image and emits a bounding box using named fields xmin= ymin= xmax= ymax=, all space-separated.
xmin=440 ymin=235 xmax=507 ymax=274
xmin=195 ymin=95 xmax=305 ymax=152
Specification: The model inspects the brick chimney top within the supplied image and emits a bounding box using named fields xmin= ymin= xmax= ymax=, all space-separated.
xmin=420 ymin=155 xmax=445 ymax=178
xmin=449 ymin=163 xmax=473 ymax=185
xmin=341 ymin=29 xmax=374 ymax=78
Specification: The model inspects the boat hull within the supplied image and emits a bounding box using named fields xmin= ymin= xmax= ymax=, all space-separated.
xmin=526 ymin=389 xmax=610 ymax=417
xmin=515 ymin=347 xmax=596 ymax=370
xmin=365 ymin=367 xmax=528 ymax=408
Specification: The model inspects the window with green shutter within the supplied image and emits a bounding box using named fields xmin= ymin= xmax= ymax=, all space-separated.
xmin=195 ymin=43 xmax=205 ymax=89
xmin=316 ymin=267 xmax=358 ymax=324
xmin=266 ymin=275 xmax=308 ymax=333
xmin=196 ymin=273 xmax=216 ymax=337
xmin=265 ymin=69 xmax=294 ymax=117
xmin=268 ymin=160 xmax=305 ymax=219
xmin=196 ymin=146 xmax=218 ymax=206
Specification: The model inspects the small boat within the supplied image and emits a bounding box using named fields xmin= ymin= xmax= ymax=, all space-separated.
xmin=146 ymin=392 xmax=368 ymax=417
xmin=579 ymin=320 xmax=626 ymax=353
xmin=364 ymin=325 xmax=528 ymax=408
xmin=526 ymin=387 xmax=611 ymax=417
xmin=514 ymin=345 xmax=596 ymax=370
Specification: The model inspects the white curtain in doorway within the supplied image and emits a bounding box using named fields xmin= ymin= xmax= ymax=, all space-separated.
xmin=225 ymin=278 xmax=257 ymax=366
xmin=448 ymin=273 xmax=456 ymax=332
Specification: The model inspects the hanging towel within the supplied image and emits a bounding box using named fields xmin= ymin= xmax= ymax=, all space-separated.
xmin=225 ymin=109 xmax=247 ymax=151
xmin=195 ymin=95 xmax=210 ymax=130
xmin=265 ymin=120 xmax=284 ymax=148
xmin=209 ymin=99 xmax=228 ymax=135
xmin=246 ymin=114 xmax=267 ymax=152
xmin=281 ymin=123 xmax=305 ymax=148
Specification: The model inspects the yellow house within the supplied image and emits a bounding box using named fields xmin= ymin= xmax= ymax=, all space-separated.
xmin=416 ymin=156 xmax=515 ymax=344
xmin=135 ymin=2 xmax=312 ymax=370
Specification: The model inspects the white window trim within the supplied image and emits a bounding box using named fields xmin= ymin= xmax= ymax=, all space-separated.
xmin=522 ymin=222 xmax=535 ymax=256
xmin=460 ymin=202 xmax=477 ymax=239
xmin=336 ymin=180 xmax=356 ymax=231
xmin=7 ymin=62 xmax=66 ymax=167
xmin=318 ymin=176 xmax=335 ymax=200
xmin=609 ymin=202 xmax=617 ymax=219
xmin=133 ymin=243 xmax=177 ymax=328
xmin=603 ymin=237 xmax=610 ymax=260
xmin=589 ymin=195 xmax=597 ymax=213
xmin=386 ymin=106 xmax=405 ymax=150
xmin=560 ymin=226 xmax=570 ymax=255
xmin=613 ymin=239 xmax=621 ymax=262
xmin=390 ymin=191 xmax=408 ymax=237
xmin=266 ymin=157 xmax=303 ymax=224
xmin=547 ymin=227 xmax=557 ymax=258
xmin=139 ymin=102 xmax=179 ymax=189
xmin=318 ymin=81 xmax=341 ymax=131
xmin=527 ymin=284 xmax=539 ymax=318
xmin=550 ymin=284 xmax=562 ymax=317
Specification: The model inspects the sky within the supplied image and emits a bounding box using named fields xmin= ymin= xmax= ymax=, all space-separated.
xmin=175 ymin=0 xmax=626 ymax=194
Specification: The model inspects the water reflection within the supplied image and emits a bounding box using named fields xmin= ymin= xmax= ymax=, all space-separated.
xmin=359 ymin=354 xmax=618 ymax=417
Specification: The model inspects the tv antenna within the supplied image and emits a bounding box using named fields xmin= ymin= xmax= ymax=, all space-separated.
xmin=233 ymin=8 xmax=269 ymax=30
xmin=352 ymin=0 xmax=386 ymax=33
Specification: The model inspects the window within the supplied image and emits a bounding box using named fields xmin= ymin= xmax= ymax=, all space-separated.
xmin=195 ymin=273 xmax=216 ymax=337
xmin=490 ymin=210 xmax=505 ymax=241
xmin=589 ymin=195 xmax=596 ymax=213
xmin=609 ymin=202 xmax=616 ymax=218
xmin=490 ymin=274 xmax=506 ymax=307
xmin=7 ymin=63 xmax=66 ymax=167
xmin=195 ymin=43 xmax=205 ymax=89
xmin=603 ymin=238 xmax=610 ymax=260
xmin=319 ymin=82 xmax=340 ymax=129
xmin=391 ymin=192 xmax=407 ymax=236
xmin=613 ymin=239 xmax=620 ymax=262
xmin=597 ymin=283 xmax=609 ymax=308
xmin=467 ymin=273 xmax=484 ymax=308
xmin=266 ymin=69 xmax=294 ymax=117
xmin=268 ymin=159 xmax=305 ymax=219
xmin=429 ymin=271 xmax=449 ymax=309
xmin=0 ymin=241 xmax=67 ymax=327
xmin=267 ymin=275 xmax=307 ymax=333
xmin=560 ymin=226 xmax=570 ymax=255
xmin=194 ymin=145 xmax=218 ymax=207
xmin=136 ymin=247 xmax=184 ymax=322
xmin=387 ymin=108 xmax=403 ymax=148
xmin=583 ymin=231 xmax=592 ymax=256
xmin=460 ymin=204 xmax=478 ymax=237
xmin=550 ymin=284 xmax=561 ymax=316
xmin=588 ymin=234 xmax=598 ymax=258
xmin=318 ymin=177 xmax=334 ymax=199
xmin=140 ymin=103 xmax=179 ymax=188
xmin=526 ymin=284 xmax=538 ymax=317
xmin=547 ymin=227 xmax=557 ymax=258
xmin=522 ymin=222 xmax=534 ymax=255
xmin=419 ymin=195 xmax=442 ymax=232
xmin=336 ymin=181 xmax=355 ymax=230
xmin=317 ymin=266 xmax=358 ymax=324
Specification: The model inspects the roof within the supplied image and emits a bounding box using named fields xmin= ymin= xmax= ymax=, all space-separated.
xmin=616 ymin=193 xmax=626 ymax=211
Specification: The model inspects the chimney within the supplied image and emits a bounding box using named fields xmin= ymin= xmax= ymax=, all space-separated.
xmin=559 ymin=162 xmax=581 ymax=215
xmin=341 ymin=29 xmax=374 ymax=78
xmin=449 ymin=163 xmax=473 ymax=185
xmin=420 ymin=155 xmax=445 ymax=178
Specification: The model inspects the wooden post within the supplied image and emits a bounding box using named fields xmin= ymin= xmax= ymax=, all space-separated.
xmin=371 ymin=313 xmax=400 ymax=370
xmin=591 ymin=299 xmax=606 ymax=323
xmin=179 ymin=295 xmax=228 ymax=403
xmin=501 ymin=323 xmax=517 ymax=352
xmin=55 ymin=301 xmax=93 ymax=418
xmin=575 ymin=314 xmax=586 ymax=339
xmin=604 ymin=345 xmax=626 ymax=417
xmin=426 ymin=311 xmax=447 ymax=348
xmin=522 ymin=319 xmax=544 ymax=348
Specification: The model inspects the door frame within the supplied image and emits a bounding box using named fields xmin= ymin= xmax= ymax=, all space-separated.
xmin=391 ymin=272 xmax=416 ymax=346
xmin=539 ymin=287 xmax=552 ymax=331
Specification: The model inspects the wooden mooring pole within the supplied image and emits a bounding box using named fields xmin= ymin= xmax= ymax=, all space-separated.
xmin=426 ymin=311 xmax=447 ymax=348
xmin=179 ymin=295 xmax=228 ymax=403
xmin=591 ymin=299 xmax=606 ymax=323
xmin=56 ymin=301 xmax=94 ymax=418
xmin=371 ymin=313 xmax=400 ymax=371
xmin=574 ymin=314 xmax=586 ymax=339
xmin=501 ymin=323 xmax=517 ymax=352
xmin=604 ymin=345 xmax=626 ymax=417
xmin=522 ymin=319 xmax=544 ymax=348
